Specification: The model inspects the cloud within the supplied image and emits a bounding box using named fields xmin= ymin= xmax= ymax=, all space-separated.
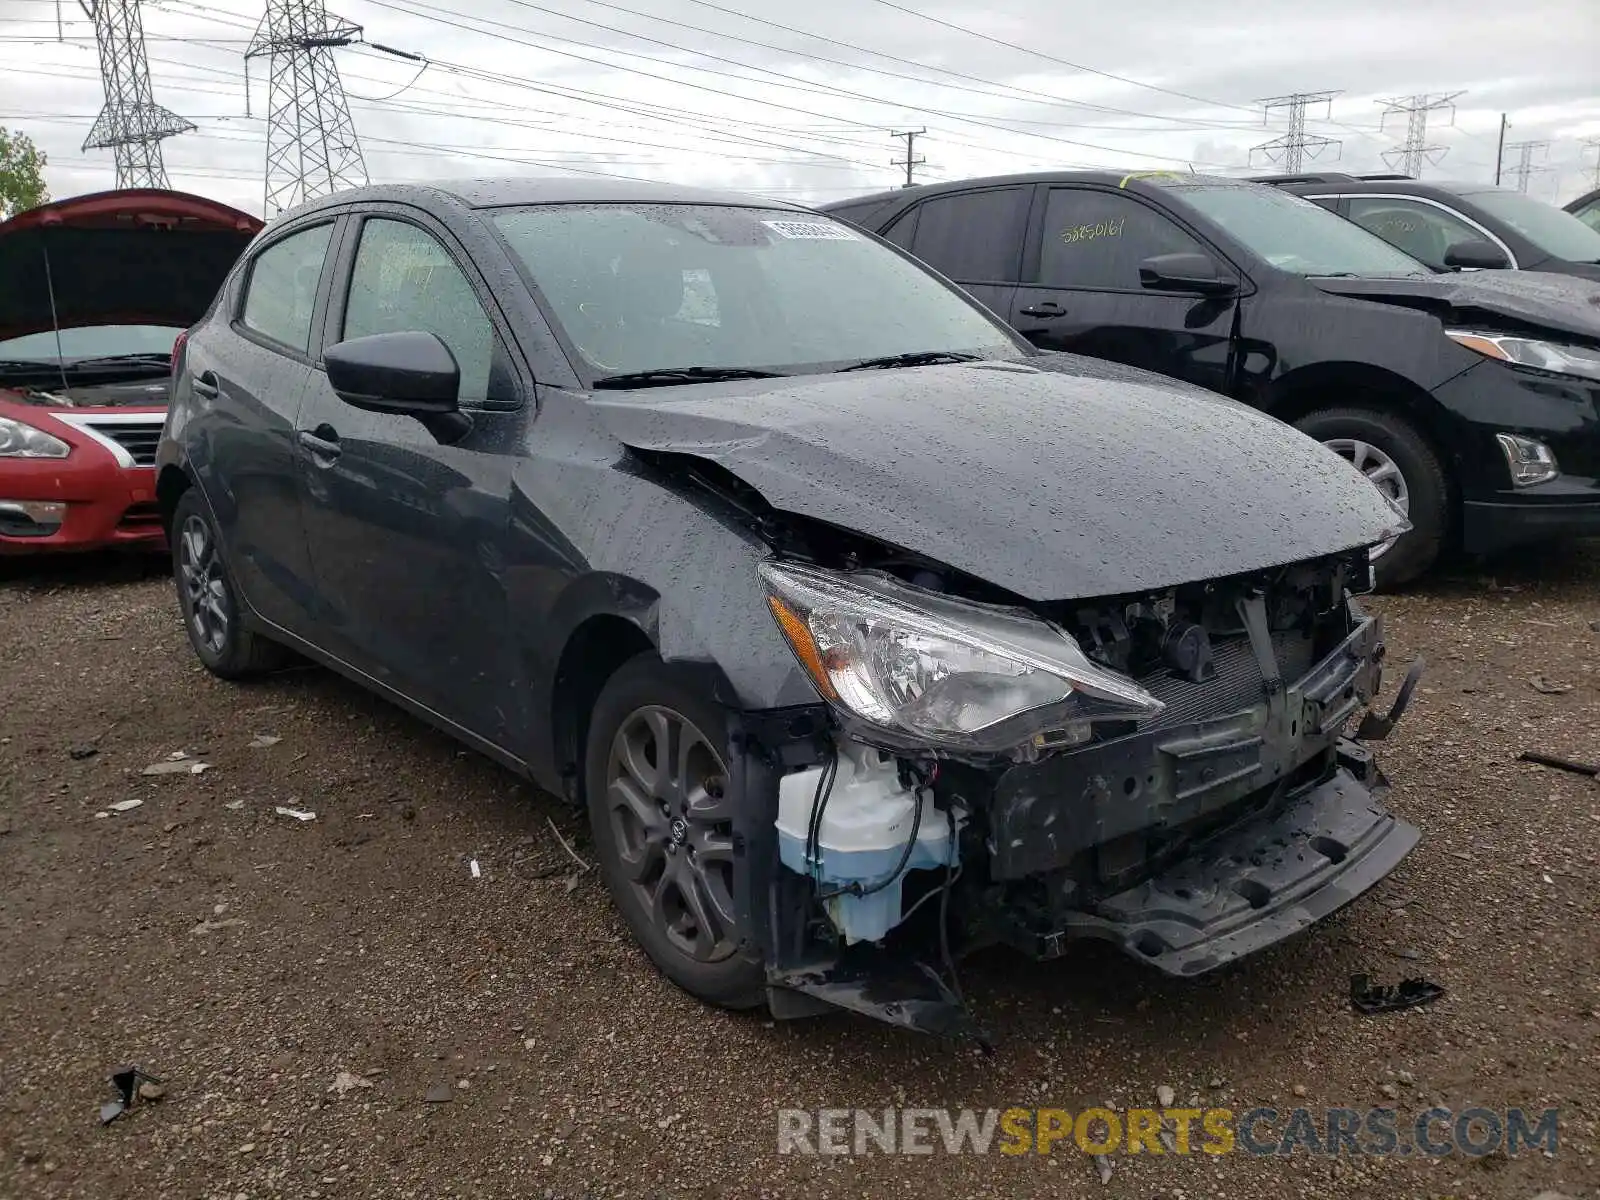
xmin=2 ymin=0 xmax=1595 ymax=216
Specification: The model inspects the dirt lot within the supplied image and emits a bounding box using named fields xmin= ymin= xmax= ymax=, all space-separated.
xmin=1 ymin=545 xmax=1597 ymax=1200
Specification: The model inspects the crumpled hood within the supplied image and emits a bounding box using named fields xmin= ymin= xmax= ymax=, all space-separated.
xmin=0 ymin=188 xmax=261 ymax=340
xmin=591 ymin=357 xmax=1404 ymax=601
xmin=1312 ymin=270 xmax=1600 ymax=343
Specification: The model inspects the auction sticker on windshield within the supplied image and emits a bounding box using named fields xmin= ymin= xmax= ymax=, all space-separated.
xmin=762 ymin=219 xmax=858 ymax=240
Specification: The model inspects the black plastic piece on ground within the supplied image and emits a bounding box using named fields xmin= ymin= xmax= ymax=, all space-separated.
xmin=1349 ymin=973 xmax=1446 ymax=1014
xmin=1356 ymin=657 xmax=1425 ymax=740
xmin=769 ymin=956 xmax=990 ymax=1046
xmin=101 ymin=1066 xmax=162 ymax=1125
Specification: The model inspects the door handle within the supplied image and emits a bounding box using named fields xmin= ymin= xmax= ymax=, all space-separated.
xmin=1018 ymin=301 xmax=1065 ymax=318
xmin=191 ymin=372 xmax=219 ymax=399
xmin=297 ymin=428 xmax=341 ymax=462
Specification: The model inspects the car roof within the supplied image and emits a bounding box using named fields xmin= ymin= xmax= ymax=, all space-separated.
xmin=275 ymin=176 xmax=813 ymax=222
xmin=817 ymin=170 xmax=1243 ymax=211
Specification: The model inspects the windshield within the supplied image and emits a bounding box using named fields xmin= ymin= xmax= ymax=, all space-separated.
xmin=491 ymin=204 xmax=1022 ymax=380
xmin=1461 ymin=189 xmax=1600 ymax=263
xmin=0 ymin=325 xmax=183 ymax=362
xmin=1172 ymin=184 xmax=1429 ymax=277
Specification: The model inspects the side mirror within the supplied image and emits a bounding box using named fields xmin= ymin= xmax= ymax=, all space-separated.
xmin=1138 ymin=251 xmax=1237 ymax=296
xmin=1442 ymin=239 xmax=1510 ymax=270
xmin=324 ymin=331 xmax=470 ymax=442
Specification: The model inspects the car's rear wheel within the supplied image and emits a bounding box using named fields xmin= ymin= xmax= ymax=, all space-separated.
xmin=583 ymin=653 xmax=765 ymax=1009
xmin=1295 ymin=407 xmax=1449 ymax=589
xmin=170 ymin=489 xmax=288 ymax=678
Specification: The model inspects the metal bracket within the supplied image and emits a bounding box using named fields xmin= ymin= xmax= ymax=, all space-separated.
xmin=1355 ymin=657 xmax=1425 ymax=741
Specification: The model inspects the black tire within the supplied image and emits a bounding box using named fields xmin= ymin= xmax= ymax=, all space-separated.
xmin=170 ymin=489 xmax=289 ymax=679
xmin=1294 ymin=406 xmax=1450 ymax=589
xmin=583 ymin=653 xmax=766 ymax=1010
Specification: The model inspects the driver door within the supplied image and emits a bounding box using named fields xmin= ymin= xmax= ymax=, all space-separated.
xmin=295 ymin=210 xmax=528 ymax=746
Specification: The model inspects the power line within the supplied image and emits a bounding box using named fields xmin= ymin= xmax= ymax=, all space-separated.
xmin=1249 ymin=91 xmax=1341 ymax=174
xmin=861 ymin=0 xmax=1260 ymax=116
xmin=360 ymin=0 xmax=1240 ymax=168
xmin=1377 ymin=91 xmax=1465 ymax=177
xmin=79 ymin=0 xmax=194 ymax=187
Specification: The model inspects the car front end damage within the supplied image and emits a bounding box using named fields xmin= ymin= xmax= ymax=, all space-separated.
xmin=725 ymin=549 xmax=1422 ymax=1037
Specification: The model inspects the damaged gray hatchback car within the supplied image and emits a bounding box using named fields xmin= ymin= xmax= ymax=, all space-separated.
xmin=157 ymin=178 xmax=1422 ymax=1036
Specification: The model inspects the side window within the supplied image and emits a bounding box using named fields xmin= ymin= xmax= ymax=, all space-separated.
xmin=341 ymin=218 xmax=497 ymax=405
xmin=906 ymin=188 xmax=1029 ymax=282
xmin=240 ymin=223 xmax=334 ymax=353
xmin=1575 ymin=200 xmax=1600 ymax=233
xmin=883 ymin=206 xmax=919 ymax=250
xmin=1346 ymin=197 xmax=1484 ymax=270
xmin=1037 ymin=189 xmax=1205 ymax=291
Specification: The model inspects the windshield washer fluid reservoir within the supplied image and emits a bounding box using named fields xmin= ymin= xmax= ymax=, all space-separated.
xmin=776 ymin=740 xmax=960 ymax=944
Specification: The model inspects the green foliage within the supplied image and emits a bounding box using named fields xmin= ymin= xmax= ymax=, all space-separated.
xmin=0 ymin=127 xmax=49 ymax=220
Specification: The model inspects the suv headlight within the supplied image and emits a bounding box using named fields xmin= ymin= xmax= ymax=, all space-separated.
xmin=1445 ymin=330 xmax=1600 ymax=382
xmin=758 ymin=561 xmax=1163 ymax=756
xmin=0 ymin=415 xmax=71 ymax=459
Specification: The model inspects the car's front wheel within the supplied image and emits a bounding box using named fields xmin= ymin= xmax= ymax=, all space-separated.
xmin=1295 ymin=406 xmax=1449 ymax=589
xmin=583 ymin=653 xmax=766 ymax=1009
xmin=170 ymin=489 xmax=288 ymax=678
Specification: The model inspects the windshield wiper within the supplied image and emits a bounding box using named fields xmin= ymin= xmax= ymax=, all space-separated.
xmin=61 ymin=353 xmax=174 ymax=370
xmin=591 ymin=366 xmax=789 ymax=390
xmin=839 ymin=351 xmax=982 ymax=371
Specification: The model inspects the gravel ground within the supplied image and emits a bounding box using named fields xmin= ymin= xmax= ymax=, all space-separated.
xmin=1 ymin=545 xmax=1597 ymax=1200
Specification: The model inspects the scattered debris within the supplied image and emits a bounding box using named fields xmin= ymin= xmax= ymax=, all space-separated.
xmin=69 ymin=745 xmax=99 ymax=761
xmin=328 ymin=1071 xmax=373 ymax=1097
xmin=1528 ymin=675 xmax=1573 ymax=695
xmin=142 ymin=760 xmax=210 ymax=777
xmin=1350 ymin=974 xmax=1446 ymax=1015
xmin=1518 ymin=750 xmax=1599 ymax=778
xmin=1291 ymin=1083 xmax=1308 ymax=1097
xmin=1379 ymin=1081 xmax=1401 ymax=1100
xmin=223 ymin=799 xmax=245 ymax=811
xmin=137 ymin=1081 xmax=165 ymax=1102
xmin=424 ymin=1083 xmax=453 ymax=1104
xmin=100 ymin=1066 xmax=163 ymax=1125
xmin=1092 ymin=1154 xmax=1113 ymax=1184
xmin=1155 ymin=1084 xmax=1175 ymax=1107
xmin=564 ymin=872 xmax=581 ymax=894
xmin=190 ymin=917 xmax=246 ymax=935
xmin=274 ymin=806 xmax=316 ymax=822
xmin=249 ymin=734 xmax=282 ymax=749
xmin=469 ymin=858 xmax=481 ymax=880
xmin=106 ymin=799 xmax=144 ymax=814
xmin=546 ymin=816 xmax=593 ymax=874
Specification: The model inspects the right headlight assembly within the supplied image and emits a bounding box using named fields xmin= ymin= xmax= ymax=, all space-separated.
xmin=757 ymin=561 xmax=1164 ymax=757
xmin=0 ymin=415 xmax=71 ymax=459
xmin=1445 ymin=330 xmax=1600 ymax=383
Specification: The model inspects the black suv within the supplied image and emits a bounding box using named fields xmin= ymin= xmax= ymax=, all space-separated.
xmin=1259 ymin=172 xmax=1600 ymax=281
xmin=822 ymin=172 xmax=1600 ymax=586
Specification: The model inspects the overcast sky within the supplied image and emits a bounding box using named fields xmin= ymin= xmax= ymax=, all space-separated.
xmin=2 ymin=0 xmax=1596 ymax=218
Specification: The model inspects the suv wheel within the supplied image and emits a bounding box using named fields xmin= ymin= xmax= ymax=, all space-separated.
xmin=583 ymin=653 xmax=765 ymax=1010
xmin=1295 ymin=407 xmax=1449 ymax=588
xmin=171 ymin=489 xmax=289 ymax=678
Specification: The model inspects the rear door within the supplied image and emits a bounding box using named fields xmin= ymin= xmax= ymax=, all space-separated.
xmin=888 ymin=185 xmax=1033 ymax=320
xmin=295 ymin=208 xmax=528 ymax=746
xmin=1009 ymin=186 xmax=1240 ymax=394
xmin=187 ymin=217 xmax=340 ymax=636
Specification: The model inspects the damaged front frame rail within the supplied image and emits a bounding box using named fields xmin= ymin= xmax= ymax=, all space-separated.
xmin=727 ymin=603 xmax=1423 ymax=1039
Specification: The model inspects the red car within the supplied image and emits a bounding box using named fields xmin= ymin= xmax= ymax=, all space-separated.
xmin=0 ymin=188 xmax=260 ymax=554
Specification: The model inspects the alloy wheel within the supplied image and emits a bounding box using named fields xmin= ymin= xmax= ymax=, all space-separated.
xmin=1324 ymin=437 xmax=1411 ymax=560
xmin=605 ymin=704 xmax=738 ymax=963
xmin=178 ymin=514 xmax=230 ymax=654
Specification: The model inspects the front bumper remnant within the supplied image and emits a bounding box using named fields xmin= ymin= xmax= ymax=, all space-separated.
xmin=1031 ymin=752 xmax=1418 ymax=976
